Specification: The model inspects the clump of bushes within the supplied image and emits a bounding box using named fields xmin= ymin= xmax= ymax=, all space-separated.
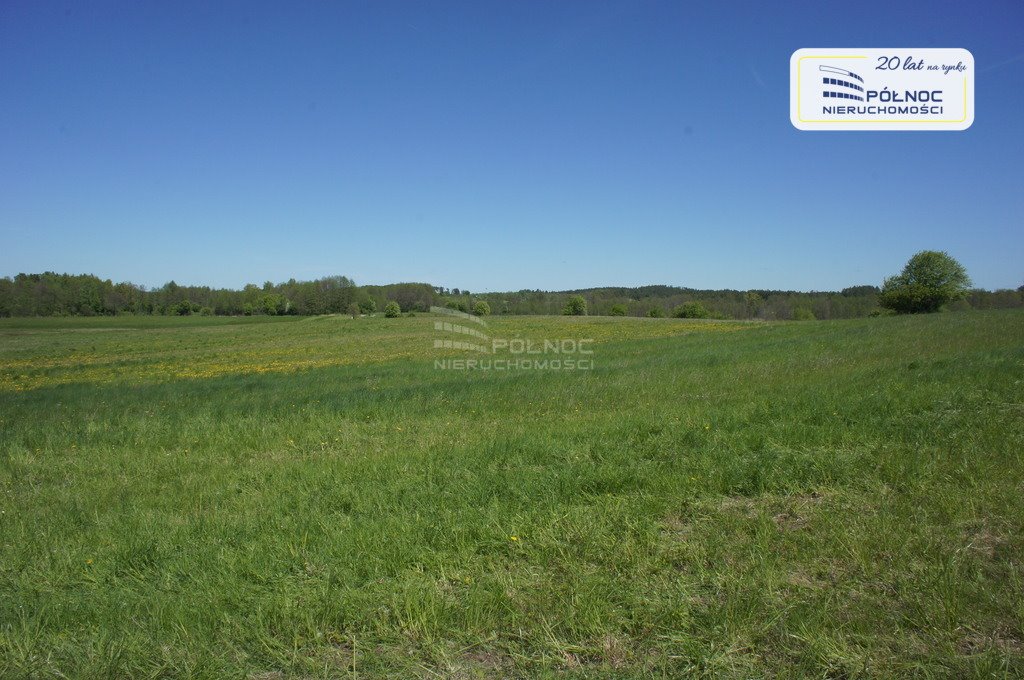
xmin=446 ymin=300 xmax=469 ymax=313
xmin=609 ymin=304 xmax=627 ymax=316
xmin=672 ymin=302 xmax=711 ymax=319
xmin=383 ymin=301 xmax=401 ymax=318
xmin=172 ymin=299 xmax=199 ymax=316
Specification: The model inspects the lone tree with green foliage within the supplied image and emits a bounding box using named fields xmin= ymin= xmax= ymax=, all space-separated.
xmin=383 ymin=300 xmax=401 ymax=318
xmin=879 ymin=250 xmax=971 ymax=314
xmin=609 ymin=303 xmax=627 ymax=316
xmin=563 ymin=295 xmax=587 ymax=316
xmin=473 ymin=300 xmax=491 ymax=316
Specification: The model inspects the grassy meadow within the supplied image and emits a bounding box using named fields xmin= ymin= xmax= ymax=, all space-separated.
xmin=1 ymin=311 xmax=1022 ymax=677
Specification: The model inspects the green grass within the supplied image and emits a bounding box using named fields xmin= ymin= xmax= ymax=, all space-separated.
xmin=1 ymin=311 xmax=1022 ymax=677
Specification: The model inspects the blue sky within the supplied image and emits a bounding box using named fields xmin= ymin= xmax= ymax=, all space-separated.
xmin=1 ymin=1 xmax=1022 ymax=292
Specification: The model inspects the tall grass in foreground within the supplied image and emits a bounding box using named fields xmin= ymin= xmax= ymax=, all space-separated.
xmin=1 ymin=311 xmax=1022 ymax=677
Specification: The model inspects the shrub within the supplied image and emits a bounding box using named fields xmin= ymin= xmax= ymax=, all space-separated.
xmin=358 ymin=298 xmax=377 ymax=315
xmin=346 ymin=303 xmax=360 ymax=318
xmin=609 ymin=304 xmax=627 ymax=316
xmin=793 ymin=307 xmax=816 ymax=321
xmin=473 ymin=300 xmax=491 ymax=316
xmin=879 ymin=250 xmax=971 ymax=314
xmin=647 ymin=306 xmax=665 ymax=318
xmin=673 ymin=302 xmax=711 ymax=319
xmin=563 ymin=295 xmax=587 ymax=316
xmin=259 ymin=293 xmax=285 ymax=316
xmin=383 ymin=301 xmax=401 ymax=318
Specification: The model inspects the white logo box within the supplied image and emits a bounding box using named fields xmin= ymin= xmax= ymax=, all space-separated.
xmin=790 ymin=48 xmax=974 ymax=131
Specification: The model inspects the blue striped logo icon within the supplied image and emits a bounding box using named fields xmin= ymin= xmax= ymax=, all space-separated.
xmin=820 ymin=65 xmax=865 ymax=101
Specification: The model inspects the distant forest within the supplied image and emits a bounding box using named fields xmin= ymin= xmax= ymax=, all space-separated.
xmin=1 ymin=272 xmax=1022 ymax=320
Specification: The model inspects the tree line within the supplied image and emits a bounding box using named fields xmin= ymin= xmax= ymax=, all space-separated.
xmin=1 ymin=271 xmax=1021 ymax=319
xmin=0 ymin=273 xmax=432 ymax=318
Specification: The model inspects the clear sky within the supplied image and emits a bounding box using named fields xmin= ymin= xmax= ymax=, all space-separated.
xmin=1 ymin=1 xmax=1022 ymax=292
